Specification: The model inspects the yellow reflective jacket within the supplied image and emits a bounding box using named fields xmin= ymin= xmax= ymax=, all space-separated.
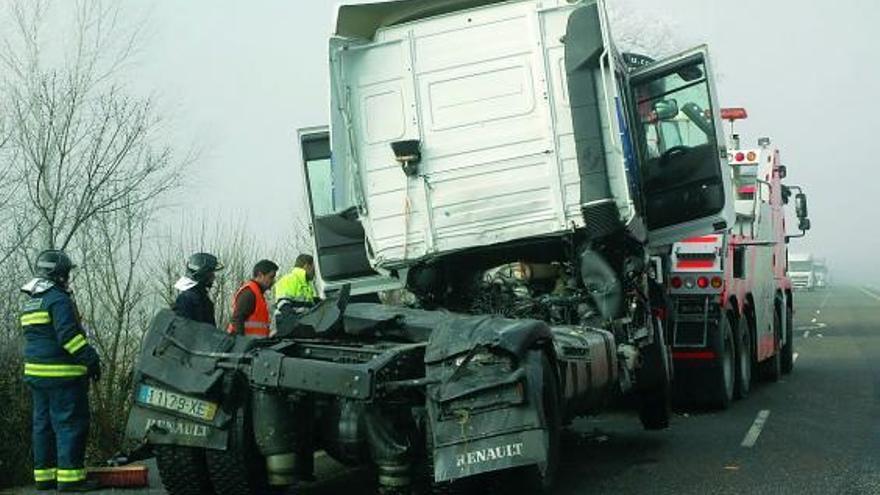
xmin=274 ymin=267 xmax=316 ymax=304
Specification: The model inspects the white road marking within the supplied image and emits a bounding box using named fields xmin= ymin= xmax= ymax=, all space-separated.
xmin=817 ymin=333 xmax=823 ymax=338
xmin=741 ymin=410 xmax=771 ymax=448
xmin=860 ymin=287 xmax=880 ymax=302
xmin=803 ymin=330 xmax=810 ymax=338
xmin=793 ymin=352 xmax=799 ymax=363
xmin=811 ymin=317 xmax=817 ymax=323
xmin=797 ymin=322 xmax=826 ymax=332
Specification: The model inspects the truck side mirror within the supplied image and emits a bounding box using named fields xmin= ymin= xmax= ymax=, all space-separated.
xmin=653 ymin=99 xmax=679 ymax=121
xmin=777 ymin=165 xmax=787 ymax=179
xmin=795 ymin=193 xmax=808 ymax=219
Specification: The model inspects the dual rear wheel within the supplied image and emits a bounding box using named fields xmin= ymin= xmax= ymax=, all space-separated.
xmin=155 ymin=406 xmax=268 ymax=495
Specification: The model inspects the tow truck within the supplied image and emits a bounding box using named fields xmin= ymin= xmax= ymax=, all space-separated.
xmin=665 ymin=108 xmax=811 ymax=407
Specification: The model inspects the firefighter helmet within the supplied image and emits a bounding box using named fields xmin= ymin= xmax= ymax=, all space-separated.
xmin=186 ymin=252 xmax=224 ymax=283
xmin=34 ymin=249 xmax=77 ymax=283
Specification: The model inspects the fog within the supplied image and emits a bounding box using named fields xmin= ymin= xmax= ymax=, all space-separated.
xmin=130 ymin=0 xmax=878 ymax=283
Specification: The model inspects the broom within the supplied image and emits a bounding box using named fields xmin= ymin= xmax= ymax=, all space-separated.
xmin=87 ymin=465 xmax=149 ymax=488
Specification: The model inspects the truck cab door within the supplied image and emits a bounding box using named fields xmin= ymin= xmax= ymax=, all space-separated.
xmin=297 ymin=126 xmax=404 ymax=297
xmin=628 ymin=47 xmax=734 ymax=247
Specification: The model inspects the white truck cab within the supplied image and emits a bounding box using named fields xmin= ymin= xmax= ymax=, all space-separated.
xmin=300 ymin=0 xmax=733 ymax=299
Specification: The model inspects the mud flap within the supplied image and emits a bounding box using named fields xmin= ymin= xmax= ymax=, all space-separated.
xmin=426 ymin=349 xmax=550 ymax=483
xmin=125 ymin=405 xmax=229 ymax=451
xmin=432 ymin=428 xmax=547 ymax=482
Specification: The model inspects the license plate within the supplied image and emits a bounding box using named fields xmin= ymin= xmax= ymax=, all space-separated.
xmin=137 ymin=385 xmax=218 ymax=422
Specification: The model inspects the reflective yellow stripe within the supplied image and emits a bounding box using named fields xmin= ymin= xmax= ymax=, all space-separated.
xmin=63 ymin=334 xmax=88 ymax=354
xmin=24 ymin=363 xmax=88 ymax=378
xmin=56 ymin=468 xmax=86 ymax=482
xmin=34 ymin=468 xmax=56 ymax=481
xmin=21 ymin=311 xmax=51 ymax=326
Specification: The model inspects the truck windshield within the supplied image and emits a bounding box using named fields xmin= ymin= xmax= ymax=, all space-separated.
xmin=790 ymin=261 xmax=812 ymax=271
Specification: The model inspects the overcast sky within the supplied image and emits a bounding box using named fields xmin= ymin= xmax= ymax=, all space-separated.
xmin=129 ymin=0 xmax=878 ymax=282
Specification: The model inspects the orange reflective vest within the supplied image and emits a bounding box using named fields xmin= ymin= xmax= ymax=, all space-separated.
xmin=227 ymin=281 xmax=271 ymax=337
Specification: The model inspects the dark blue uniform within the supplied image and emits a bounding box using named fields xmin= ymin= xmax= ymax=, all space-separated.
xmin=21 ymin=280 xmax=100 ymax=490
xmin=173 ymin=285 xmax=216 ymax=325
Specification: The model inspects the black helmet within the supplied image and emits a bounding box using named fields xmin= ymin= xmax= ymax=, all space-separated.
xmin=34 ymin=249 xmax=77 ymax=283
xmin=186 ymin=252 xmax=224 ymax=283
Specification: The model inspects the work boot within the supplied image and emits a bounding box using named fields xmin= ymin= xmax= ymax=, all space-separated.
xmin=35 ymin=480 xmax=56 ymax=491
xmin=58 ymin=478 xmax=102 ymax=492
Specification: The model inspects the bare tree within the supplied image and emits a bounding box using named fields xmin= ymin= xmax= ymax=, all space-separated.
xmin=73 ymin=199 xmax=154 ymax=458
xmin=0 ymin=0 xmax=185 ymax=261
xmin=0 ymin=0 xmax=189 ymax=483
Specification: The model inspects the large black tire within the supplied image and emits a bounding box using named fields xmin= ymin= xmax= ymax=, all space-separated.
xmin=205 ymin=407 xmax=268 ymax=495
xmin=781 ymin=304 xmax=795 ymax=374
xmin=760 ymin=309 xmax=783 ymax=382
xmin=155 ymin=445 xmax=216 ymax=495
xmin=706 ymin=313 xmax=735 ymax=409
xmin=733 ymin=311 xmax=752 ymax=400
xmin=638 ymin=316 xmax=672 ymax=430
xmin=515 ymin=353 xmax=561 ymax=494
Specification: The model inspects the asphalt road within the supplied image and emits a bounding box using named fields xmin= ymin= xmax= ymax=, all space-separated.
xmin=12 ymin=285 xmax=880 ymax=494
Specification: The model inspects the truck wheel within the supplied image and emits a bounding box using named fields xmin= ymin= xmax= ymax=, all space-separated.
xmin=760 ymin=310 xmax=783 ymax=382
xmin=205 ymin=407 xmax=268 ymax=495
xmin=639 ymin=380 xmax=671 ymax=430
xmin=733 ymin=312 xmax=752 ymax=400
xmin=638 ymin=317 xmax=672 ymax=430
xmin=515 ymin=353 xmax=561 ymax=493
xmin=707 ymin=314 xmax=735 ymax=409
xmin=155 ymin=445 xmax=216 ymax=495
xmin=781 ymin=305 xmax=794 ymax=374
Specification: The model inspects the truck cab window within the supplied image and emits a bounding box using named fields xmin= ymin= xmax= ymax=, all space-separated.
xmin=632 ymin=61 xmax=725 ymax=230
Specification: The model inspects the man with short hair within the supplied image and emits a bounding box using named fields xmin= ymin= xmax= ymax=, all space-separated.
xmin=21 ymin=250 xmax=101 ymax=492
xmin=274 ymin=254 xmax=318 ymax=312
xmin=227 ymin=259 xmax=279 ymax=337
xmin=172 ymin=252 xmax=224 ymax=325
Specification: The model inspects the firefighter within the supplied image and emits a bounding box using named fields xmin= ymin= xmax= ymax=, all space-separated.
xmin=274 ymin=254 xmax=318 ymax=312
xmin=172 ymin=252 xmax=224 ymax=325
xmin=227 ymin=259 xmax=278 ymax=337
xmin=21 ymin=250 xmax=101 ymax=492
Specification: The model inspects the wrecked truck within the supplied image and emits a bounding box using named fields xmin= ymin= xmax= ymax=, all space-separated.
xmin=125 ymin=0 xmax=735 ymax=493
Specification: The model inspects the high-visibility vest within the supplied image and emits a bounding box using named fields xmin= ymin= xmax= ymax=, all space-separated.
xmin=274 ymin=267 xmax=316 ymax=304
xmin=227 ymin=281 xmax=271 ymax=337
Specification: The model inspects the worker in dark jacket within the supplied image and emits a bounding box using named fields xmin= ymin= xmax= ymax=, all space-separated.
xmin=228 ymin=259 xmax=278 ymax=337
xmin=21 ymin=250 xmax=101 ymax=492
xmin=172 ymin=252 xmax=224 ymax=325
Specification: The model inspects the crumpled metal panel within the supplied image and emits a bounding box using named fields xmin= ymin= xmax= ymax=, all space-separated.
xmin=425 ymin=314 xmax=552 ymax=363
xmin=136 ymin=310 xmax=251 ymax=396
